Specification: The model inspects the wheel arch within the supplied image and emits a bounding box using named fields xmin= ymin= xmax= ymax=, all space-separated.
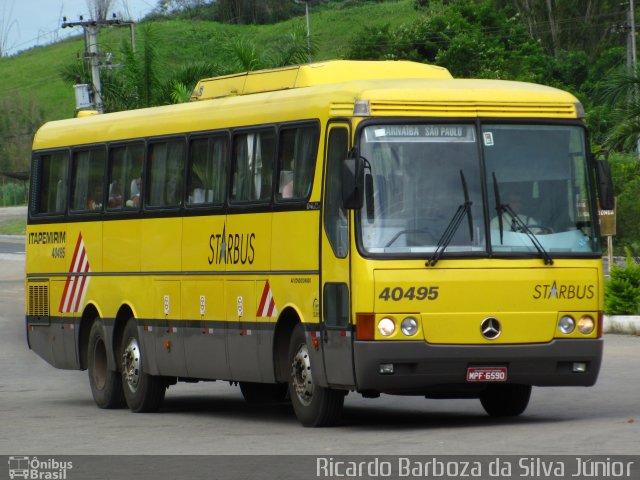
xmin=273 ymin=306 xmax=300 ymax=383
xmin=78 ymin=302 xmax=101 ymax=370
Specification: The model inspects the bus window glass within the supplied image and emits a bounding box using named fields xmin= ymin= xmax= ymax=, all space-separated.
xmin=483 ymin=125 xmax=599 ymax=253
xmin=148 ymin=139 xmax=185 ymax=208
xmin=231 ymin=130 xmax=275 ymax=203
xmin=324 ymin=127 xmax=349 ymax=258
xmin=187 ymin=136 xmax=227 ymax=206
xmin=277 ymin=125 xmax=319 ymax=201
xmin=71 ymin=148 xmax=106 ymax=212
xmin=33 ymin=152 xmax=69 ymax=215
xmin=108 ymin=143 xmax=144 ymax=210
xmin=358 ymin=124 xmax=484 ymax=255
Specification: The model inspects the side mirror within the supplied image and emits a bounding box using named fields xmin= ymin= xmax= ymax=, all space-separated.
xmin=342 ymin=157 xmax=364 ymax=210
xmin=594 ymin=152 xmax=615 ymax=210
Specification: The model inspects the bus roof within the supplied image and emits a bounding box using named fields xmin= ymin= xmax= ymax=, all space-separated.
xmin=190 ymin=60 xmax=453 ymax=100
xmin=33 ymin=61 xmax=582 ymax=151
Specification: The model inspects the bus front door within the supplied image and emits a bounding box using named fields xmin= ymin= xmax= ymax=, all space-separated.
xmin=320 ymin=123 xmax=355 ymax=388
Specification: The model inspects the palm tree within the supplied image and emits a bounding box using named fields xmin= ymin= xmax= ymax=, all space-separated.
xmin=60 ymin=21 xmax=316 ymax=112
xmin=599 ymin=66 xmax=640 ymax=152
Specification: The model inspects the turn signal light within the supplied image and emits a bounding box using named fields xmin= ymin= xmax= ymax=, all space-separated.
xmin=356 ymin=313 xmax=375 ymax=340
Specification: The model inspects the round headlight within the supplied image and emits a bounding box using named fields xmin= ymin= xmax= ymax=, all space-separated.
xmin=401 ymin=317 xmax=418 ymax=336
xmin=377 ymin=317 xmax=396 ymax=336
xmin=577 ymin=315 xmax=595 ymax=335
xmin=558 ymin=315 xmax=575 ymax=334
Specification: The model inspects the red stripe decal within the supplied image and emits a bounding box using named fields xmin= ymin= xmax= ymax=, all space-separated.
xmin=257 ymin=280 xmax=270 ymax=316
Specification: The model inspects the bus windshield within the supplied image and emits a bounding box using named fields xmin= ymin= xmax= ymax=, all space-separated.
xmin=358 ymin=123 xmax=599 ymax=257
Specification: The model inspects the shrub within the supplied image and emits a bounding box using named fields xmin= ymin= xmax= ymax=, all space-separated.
xmin=605 ymin=250 xmax=640 ymax=315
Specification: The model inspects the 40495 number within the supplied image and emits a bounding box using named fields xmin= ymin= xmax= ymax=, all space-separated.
xmin=378 ymin=286 xmax=439 ymax=302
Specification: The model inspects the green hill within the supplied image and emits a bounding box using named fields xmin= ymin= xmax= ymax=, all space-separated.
xmin=0 ymin=0 xmax=418 ymax=121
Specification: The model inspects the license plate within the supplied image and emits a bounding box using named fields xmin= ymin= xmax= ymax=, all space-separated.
xmin=466 ymin=367 xmax=507 ymax=382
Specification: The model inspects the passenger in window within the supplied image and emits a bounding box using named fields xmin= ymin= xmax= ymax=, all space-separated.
xmin=108 ymin=180 xmax=123 ymax=208
xmin=280 ymin=170 xmax=294 ymax=199
xmin=88 ymin=184 xmax=103 ymax=210
xmin=127 ymin=173 xmax=141 ymax=207
xmin=166 ymin=172 xmax=182 ymax=206
xmin=190 ymin=174 xmax=205 ymax=204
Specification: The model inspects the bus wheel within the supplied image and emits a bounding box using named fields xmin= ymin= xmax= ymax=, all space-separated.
xmin=88 ymin=319 xmax=125 ymax=408
xmin=239 ymin=382 xmax=289 ymax=404
xmin=479 ymin=384 xmax=532 ymax=417
xmin=288 ymin=324 xmax=344 ymax=427
xmin=121 ymin=319 xmax=166 ymax=413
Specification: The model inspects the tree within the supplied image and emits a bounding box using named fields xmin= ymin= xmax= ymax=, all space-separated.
xmin=212 ymin=0 xmax=300 ymax=24
xmin=348 ymin=0 xmax=550 ymax=81
xmin=150 ymin=0 xmax=210 ymax=18
xmin=0 ymin=0 xmax=17 ymax=56
xmin=508 ymin=0 xmax=626 ymax=59
xmin=61 ymin=24 xmax=222 ymax=111
xmin=87 ymin=0 xmax=115 ymax=22
xmin=598 ymin=66 xmax=640 ymax=152
xmin=0 ymin=94 xmax=43 ymax=174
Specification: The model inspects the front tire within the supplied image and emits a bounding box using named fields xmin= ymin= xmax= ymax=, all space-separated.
xmin=88 ymin=319 xmax=125 ymax=409
xmin=121 ymin=319 xmax=166 ymax=413
xmin=288 ymin=324 xmax=344 ymax=427
xmin=480 ymin=384 xmax=532 ymax=417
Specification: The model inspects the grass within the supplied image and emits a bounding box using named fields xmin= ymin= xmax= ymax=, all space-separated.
xmin=0 ymin=0 xmax=419 ymax=122
xmin=0 ymin=218 xmax=26 ymax=235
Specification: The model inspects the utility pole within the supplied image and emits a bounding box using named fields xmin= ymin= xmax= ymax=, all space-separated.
xmin=62 ymin=15 xmax=135 ymax=114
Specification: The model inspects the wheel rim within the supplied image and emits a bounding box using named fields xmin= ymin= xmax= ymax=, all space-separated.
xmin=122 ymin=336 xmax=141 ymax=392
xmin=92 ymin=337 xmax=108 ymax=390
xmin=291 ymin=342 xmax=313 ymax=406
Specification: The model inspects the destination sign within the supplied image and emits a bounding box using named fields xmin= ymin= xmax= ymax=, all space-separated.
xmin=365 ymin=125 xmax=476 ymax=143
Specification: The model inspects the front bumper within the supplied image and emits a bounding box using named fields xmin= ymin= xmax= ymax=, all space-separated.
xmin=354 ymin=338 xmax=602 ymax=395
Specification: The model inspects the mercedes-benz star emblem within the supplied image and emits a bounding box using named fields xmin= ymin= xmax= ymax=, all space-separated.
xmin=480 ymin=317 xmax=501 ymax=340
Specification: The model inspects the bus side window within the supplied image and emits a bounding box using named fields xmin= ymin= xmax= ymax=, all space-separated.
xmin=276 ymin=124 xmax=319 ymax=202
xmin=324 ymin=127 xmax=349 ymax=258
xmin=32 ymin=152 xmax=69 ymax=215
xmin=70 ymin=147 xmax=106 ymax=213
xmin=187 ymin=136 xmax=227 ymax=206
xmin=147 ymin=139 xmax=185 ymax=208
xmin=108 ymin=143 xmax=144 ymax=211
xmin=231 ymin=129 xmax=275 ymax=203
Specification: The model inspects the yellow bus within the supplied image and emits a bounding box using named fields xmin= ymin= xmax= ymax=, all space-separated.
xmin=26 ymin=60 xmax=614 ymax=427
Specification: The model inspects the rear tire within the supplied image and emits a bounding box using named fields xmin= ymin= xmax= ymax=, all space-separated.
xmin=288 ymin=324 xmax=344 ymax=427
xmin=240 ymin=382 xmax=289 ymax=404
xmin=88 ymin=319 xmax=125 ymax=409
xmin=121 ymin=318 xmax=166 ymax=413
xmin=480 ymin=384 xmax=532 ymax=417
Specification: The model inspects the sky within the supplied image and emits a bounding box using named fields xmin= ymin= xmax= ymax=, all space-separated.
xmin=1 ymin=0 xmax=157 ymax=56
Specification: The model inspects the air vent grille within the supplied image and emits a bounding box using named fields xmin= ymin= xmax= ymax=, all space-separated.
xmin=28 ymin=284 xmax=49 ymax=317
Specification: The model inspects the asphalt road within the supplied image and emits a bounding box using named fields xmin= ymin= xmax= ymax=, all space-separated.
xmin=1 ymin=246 xmax=639 ymax=459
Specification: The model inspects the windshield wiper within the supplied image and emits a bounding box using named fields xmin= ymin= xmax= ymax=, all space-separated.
xmin=427 ymin=170 xmax=473 ymax=267
xmin=492 ymin=173 xmax=554 ymax=266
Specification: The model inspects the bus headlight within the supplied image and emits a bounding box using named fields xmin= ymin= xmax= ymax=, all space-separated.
xmin=377 ymin=317 xmax=396 ymax=336
xmin=558 ymin=315 xmax=575 ymax=334
xmin=577 ymin=315 xmax=595 ymax=335
xmin=401 ymin=317 xmax=418 ymax=336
